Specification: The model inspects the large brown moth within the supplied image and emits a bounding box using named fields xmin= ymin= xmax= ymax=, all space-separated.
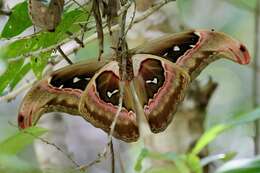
xmin=28 ymin=0 xmax=64 ymax=31
xmin=18 ymin=30 xmax=250 ymax=142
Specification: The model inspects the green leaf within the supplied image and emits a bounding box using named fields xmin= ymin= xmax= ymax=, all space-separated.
xmin=0 ymin=59 xmax=31 ymax=95
xmin=191 ymin=124 xmax=230 ymax=155
xmin=0 ymin=9 xmax=88 ymax=61
xmin=185 ymin=154 xmax=203 ymax=173
xmin=135 ymin=148 xmax=149 ymax=172
xmin=0 ymin=59 xmax=24 ymax=94
xmin=30 ymin=52 xmax=49 ymax=79
xmin=0 ymin=126 xmax=48 ymax=155
xmin=192 ymin=108 xmax=260 ymax=155
xmin=1 ymin=1 xmax=32 ymax=38
xmin=9 ymin=62 xmax=31 ymax=89
xmin=216 ymin=157 xmax=260 ymax=173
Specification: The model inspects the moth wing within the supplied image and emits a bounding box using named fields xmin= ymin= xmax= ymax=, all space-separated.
xmin=79 ymin=61 xmax=139 ymax=142
xmin=132 ymin=54 xmax=190 ymax=133
xmin=133 ymin=30 xmax=250 ymax=80
xmin=18 ymin=60 xmax=107 ymax=129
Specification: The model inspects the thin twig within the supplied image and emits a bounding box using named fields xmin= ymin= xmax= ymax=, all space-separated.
xmin=0 ymin=80 xmax=35 ymax=102
xmin=124 ymin=0 xmax=136 ymax=37
xmin=110 ymin=139 xmax=115 ymax=173
xmin=66 ymin=31 xmax=84 ymax=47
xmin=8 ymin=122 xmax=81 ymax=169
xmin=253 ymin=0 xmax=260 ymax=155
xmin=57 ymin=46 xmax=74 ymax=65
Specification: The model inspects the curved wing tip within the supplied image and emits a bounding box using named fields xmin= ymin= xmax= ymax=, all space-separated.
xmin=239 ymin=44 xmax=251 ymax=65
xmin=17 ymin=113 xmax=26 ymax=129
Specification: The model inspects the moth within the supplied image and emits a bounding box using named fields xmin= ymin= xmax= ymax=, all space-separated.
xmin=18 ymin=30 xmax=250 ymax=142
xmin=28 ymin=0 xmax=64 ymax=31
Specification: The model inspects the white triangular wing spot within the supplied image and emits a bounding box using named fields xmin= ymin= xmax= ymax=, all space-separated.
xmin=173 ymin=45 xmax=180 ymax=51
xmin=107 ymin=89 xmax=119 ymax=98
xmin=146 ymin=77 xmax=158 ymax=84
xmin=58 ymin=84 xmax=64 ymax=89
xmin=73 ymin=77 xmax=81 ymax=83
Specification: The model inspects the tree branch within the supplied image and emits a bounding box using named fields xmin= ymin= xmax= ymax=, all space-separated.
xmin=253 ymin=0 xmax=260 ymax=155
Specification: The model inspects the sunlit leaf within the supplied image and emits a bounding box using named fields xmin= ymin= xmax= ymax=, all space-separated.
xmin=0 ymin=126 xmax=47 ymax=155
xmin=135 ymin=148 xmax=149 ymax=172
xmin=0 ymin=9 xmax=88 ymax=61
xmin=30 ymin=52 xmax=50 ymax=79
xmin=9 ymin=62 xmax=31 ymax=89
xmin=192 ymin=108 xmax=260 ymax=155
xmin=185 ymin=154 xmax=202 ymax=173
xmin=0 ymin=59 xmax=24 ymax=95
xmin=191 ymin=124 xmax=230 ymax=155
xmin=1 ymin=1 xmax=32 ymax=38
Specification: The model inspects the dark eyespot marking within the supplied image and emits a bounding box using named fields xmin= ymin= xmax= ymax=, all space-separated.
xmin=163 ymin=32 xmax=200 ymax=63
xmin=139 ymin=59 xmax=165 ymax=103
xmin=50 ymin=74 xmax=91 ymax=90
xmin=240 ymin=44 xmax=246 ymax=52
xmin=95 ymin=71 xmax=120 ymax=106
xmin=18 ymin=115 xmax=24 ymax=123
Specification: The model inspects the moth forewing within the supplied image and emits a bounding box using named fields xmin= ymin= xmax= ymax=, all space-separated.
xmin=132 ymin=30 xmax=250 ymax=80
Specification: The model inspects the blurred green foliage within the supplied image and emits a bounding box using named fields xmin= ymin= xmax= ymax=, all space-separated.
xmin=0 ymin=127 xmax=47 ymax=173
xmin=135 ymin=108 xmax=260 ymax=173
